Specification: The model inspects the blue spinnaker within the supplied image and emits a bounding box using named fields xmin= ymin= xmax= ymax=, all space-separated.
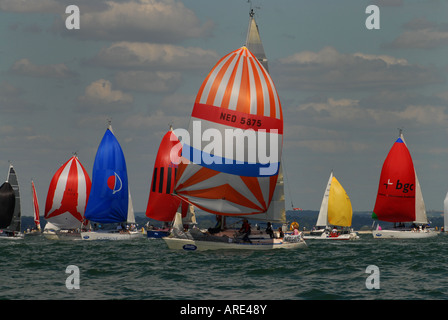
xmin=84 ymin=128 xmax=129 ymax=223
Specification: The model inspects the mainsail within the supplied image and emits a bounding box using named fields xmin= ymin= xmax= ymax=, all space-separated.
xmin=372 ymin=133 xmax=428 ymax=224
xmin=0 ymin=181 xmax=15 ymax=229
xmin=174 ymin=45 xmax=283 ymax=217
xmin=246 ymin=9 xmax=269 ymax=72
xmin=44 ymin=156 xmax=91 ymax=230
xmin=84 ymin=126 xmax=130 ymax=224
xmin=31 ymin=180 xmax=41 ymax=231
xmin=146 ymin=128 xmax=185 ymax=222
xmin=6 ymin=165 xmax=21 ymax=232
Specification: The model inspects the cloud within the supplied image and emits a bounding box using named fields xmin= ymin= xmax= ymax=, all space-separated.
xmin=77 ymin=79 xmax=133 ymax=112
xmin=385 ymin=18 xmax=448 ymax=49
xmin=55 ymin=0 xmax=214 ymax=43
xmin=282 ymin=94 xmax=448 ymax=157
xmin=88 ymin=42 xmax=219 ymax=71
xmin=114 ymin=70 xmax=182 ymax=93
xmin=274 ymin=46 xmax=444 ymax=92
xmin=10 ymin=58 xmax=75 ymax=78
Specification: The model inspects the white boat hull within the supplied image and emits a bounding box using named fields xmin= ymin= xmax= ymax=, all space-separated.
xmin=304 ymin=232 xmax=359 ymax=240
xmin=0 ymin=231 xmax=24 ymax=240
xmin=373 ymin=228 xmax=438 ymax=239
xmin=81 ymin=230 xmax=143 ymax=240
xmin=43 ymin=229 xmax=82 ymax=240
xmin=163 ymin=235 xmax=307 ymax=251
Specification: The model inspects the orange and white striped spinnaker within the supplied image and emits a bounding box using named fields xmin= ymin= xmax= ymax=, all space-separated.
xmin=44 ymin=156 xmax=92 ymax=229
xmin=174 ymin=46 xmax=283 ymax=216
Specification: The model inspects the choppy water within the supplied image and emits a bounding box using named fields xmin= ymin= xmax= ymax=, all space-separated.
xmin=1 ymin=233 xmax=448 ymax=302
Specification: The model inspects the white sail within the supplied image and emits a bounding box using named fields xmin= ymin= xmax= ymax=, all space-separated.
xmin=127 ymin=189 xmax=135 ymax=224
xmin=400 ymin=134 xmax=428 ymax=225
xmin=413 ymin=173 xmax=428 ymax=224
xmin=246 ymin=9 xmax=268 ymax=72
xmin=316 ymin=172 xmax=333 ymax=227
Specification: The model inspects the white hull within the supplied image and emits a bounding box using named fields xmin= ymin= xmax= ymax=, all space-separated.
xmin=304 ymin=232 xmax=359 ymax=240
xmin=373 ymin=228 xmax=438 ymax=239
xmin=0 ymin=231 xmax=24 ymax=240
xmin=43 ymin=229 xmax=81 ymax=240
xmin=163 ymin=235 xmax=307 ymax=251
xmin=81 ymin=230 xmax=143 ymax=240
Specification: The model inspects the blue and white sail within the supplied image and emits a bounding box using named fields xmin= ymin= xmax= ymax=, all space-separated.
xmin=84 ymin=125 xmax=129 ymax=224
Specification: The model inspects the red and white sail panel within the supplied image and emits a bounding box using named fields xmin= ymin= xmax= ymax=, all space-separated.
xmin=44 ymin=156 xmax=92 ymax=229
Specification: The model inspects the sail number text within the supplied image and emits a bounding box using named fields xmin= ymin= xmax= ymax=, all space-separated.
xmin=220 ymin=112 xmax=262 ymax=127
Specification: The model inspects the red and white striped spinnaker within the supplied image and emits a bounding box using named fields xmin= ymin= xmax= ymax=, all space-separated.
xmin=174 ymin=46 xmax=283 ymax=216
xmin=44 ymin=156 xmax=91 ymax=230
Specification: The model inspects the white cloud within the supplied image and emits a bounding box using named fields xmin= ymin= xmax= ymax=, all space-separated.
xmin=396 ymin=105 xmax=448 ymax=126
xmin=10 ymin=58 xmax=75 ymax=78
xmin=386 ymin=18 xmax=448 ymax=49
xmin=275 ymin=47 xmax=444 ymax=91
xmin=78 ymin=79 xmax=133 ymax=112
xmin=57 ymin=0 xmax=214 ymax=43
xmin=89 ymin=42 xmax=219 ymax=71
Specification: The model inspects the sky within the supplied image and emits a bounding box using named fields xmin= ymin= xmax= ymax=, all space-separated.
xmin=0 ymin=0 xmax=447 ymax=217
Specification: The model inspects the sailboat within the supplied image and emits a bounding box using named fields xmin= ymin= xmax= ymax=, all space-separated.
xmin=145 ymin=126 xmax=188 ymax=238
xmin=372 ymin=131 xmax=437 ymax=239
xmin=163 ymin=11 xmax=306 ymax=251
xmin=0 ymin=164 xmax=24 ymax=239
xmin=304 ymin=171 xmax=358 ymax=240
xmin=25 ymin=180 xmax=42 ymax=235
xmin=81 ymin=124 xmax=142 ymax=240
xmin=43 ymin=155 xmax=91 ymax=240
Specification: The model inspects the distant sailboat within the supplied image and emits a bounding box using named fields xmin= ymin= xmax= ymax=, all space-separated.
xmin=163 ymin=10 xmax=306 ymax=251
xmin=0 ymin=164 xmax=24 ymax=239
xmin=81 ymin=124 xmax=142 ymax=240
xmin=25 ymin=180 xmax=42 ymax=235
xmin=372 ymin=131 xmax=437 ymax=239
xmin=43 ymin=155 xmax=91 ymax=240
xmin=145 ymin=126 xmax=188 ymax=238
xmin=304 ymin=171 xmax=358 ymax=240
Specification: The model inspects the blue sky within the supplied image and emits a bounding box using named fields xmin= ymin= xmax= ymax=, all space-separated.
xmin=1 ymin=0 xmax=447 ymax=216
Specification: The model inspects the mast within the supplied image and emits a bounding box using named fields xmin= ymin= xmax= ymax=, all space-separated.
xmin=245 ymin=6 xmax=269 ymax=72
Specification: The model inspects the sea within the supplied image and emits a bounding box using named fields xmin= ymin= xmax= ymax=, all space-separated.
xmin=2 ymin=232 xmax=448 ymax=312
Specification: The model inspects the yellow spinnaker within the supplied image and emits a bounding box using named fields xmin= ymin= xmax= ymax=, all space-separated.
xmin=328 ymin=177 xmax=352 ymax=227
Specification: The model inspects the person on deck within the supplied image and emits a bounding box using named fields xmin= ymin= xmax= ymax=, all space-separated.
xmin=208 ymin=215 xmax=222 ymax=234
xmin=266 ymin=222 xmax=274 ymax=238
xmin=239 ymin=219 xmax=252 ymax=243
